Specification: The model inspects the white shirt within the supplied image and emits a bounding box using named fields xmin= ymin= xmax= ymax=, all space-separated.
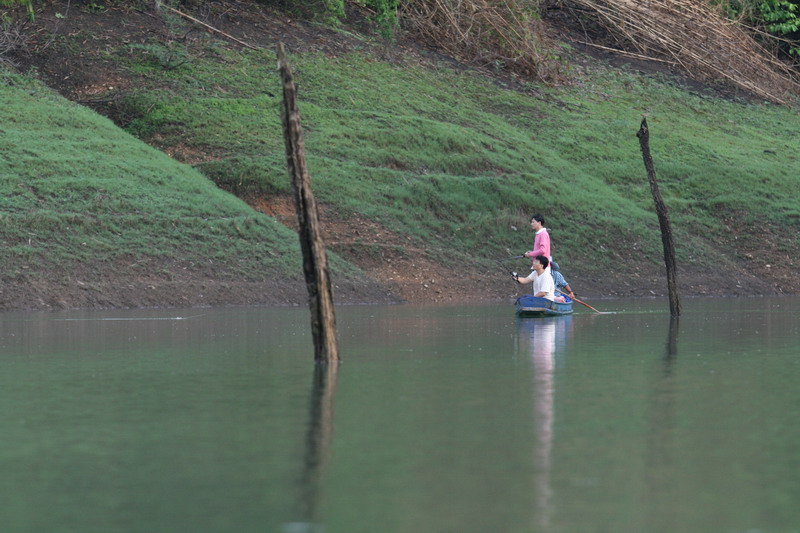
xmin=525 ymin=268 xmax=555 ymax=301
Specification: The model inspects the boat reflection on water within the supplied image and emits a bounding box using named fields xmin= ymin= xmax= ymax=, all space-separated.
xmin=516 ymin=316 xmax=573 ymax=531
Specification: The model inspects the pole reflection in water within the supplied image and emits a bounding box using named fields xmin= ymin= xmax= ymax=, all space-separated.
xmin=665 ymin=316 xmax=680 ymax=361
xmin=645 ymin=316 xmax=681 ymax=531
xmin=285 ymin=363 xmax=339 ymax=533
xmin=516 ymin=316 xmax=573 ymax=531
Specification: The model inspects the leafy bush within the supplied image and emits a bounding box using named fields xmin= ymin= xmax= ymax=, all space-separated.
xmin=0 ymin=0 xmax=34 ymax=20
xmin=271 ymin=0 xmax=398 ymax=37
xmin=716 ymin=0 xmax=800 ymax=54
xmin=360 ymin=0 xmax=400 ymax=38
xmin=759 ymin=0 xmax=800 ymax=35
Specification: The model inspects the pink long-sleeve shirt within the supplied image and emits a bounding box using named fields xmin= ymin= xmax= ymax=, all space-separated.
xmin=528 ymin=228 xmax=551 ymax=260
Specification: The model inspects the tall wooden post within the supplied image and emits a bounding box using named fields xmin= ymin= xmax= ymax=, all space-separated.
xmin=637 ymin=117 xmax=681 ymax=317
xmin=277 ymin=43 xmax=340 ymax=363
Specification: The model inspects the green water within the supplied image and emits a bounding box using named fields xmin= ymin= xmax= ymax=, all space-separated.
xmin=1 ymin=297 xmax=798 ymax=533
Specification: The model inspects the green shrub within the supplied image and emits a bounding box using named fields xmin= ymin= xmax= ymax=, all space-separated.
xmin=0 ymin=0 xmax=34 ymax=19
xmin=716 ymin=0 xmax=800 ymax=54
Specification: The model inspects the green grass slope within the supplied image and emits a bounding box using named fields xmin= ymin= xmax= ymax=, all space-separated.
xmin=0 ymin=68 xmax=378 ymax=310
xmin=114 ymin=38 xmax=800 ymax=295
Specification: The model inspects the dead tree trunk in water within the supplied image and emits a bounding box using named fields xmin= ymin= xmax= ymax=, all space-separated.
xmin=277 ymin=43 xmax=340 ymax=363
xmin=637 ymin=117 xmax=681 ymax=317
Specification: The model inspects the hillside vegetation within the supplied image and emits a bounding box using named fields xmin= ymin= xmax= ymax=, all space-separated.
xmin=1 ymin=1 xmax=799 ymax=309
xmin=0 ymin=67 xmax=387 ymax=309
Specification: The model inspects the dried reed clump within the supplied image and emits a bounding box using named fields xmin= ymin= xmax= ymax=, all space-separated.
xmin=0 ymin=19 xmax=31 ymax=67
xmin=400 ymin=0 xmax=565 ymax=83
xmin=555 ymin=0 xmax=800 ymax=104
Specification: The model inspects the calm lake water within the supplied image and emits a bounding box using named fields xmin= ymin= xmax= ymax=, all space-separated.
xmin=1 ymin=297 xmax=799 ymax=533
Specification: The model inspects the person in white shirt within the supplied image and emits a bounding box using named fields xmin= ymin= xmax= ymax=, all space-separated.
xmin=513 ymin=255 xmax=555 ymax=301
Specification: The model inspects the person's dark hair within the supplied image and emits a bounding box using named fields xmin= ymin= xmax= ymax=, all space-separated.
xmin=531 ymin=213 xmax=545 ymax=225
xmin=534 ymin=255 xmax=549 ymax=268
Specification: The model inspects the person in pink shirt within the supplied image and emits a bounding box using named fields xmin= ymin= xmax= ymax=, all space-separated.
xmin=523 ymin=214 xmax=559 ymax=271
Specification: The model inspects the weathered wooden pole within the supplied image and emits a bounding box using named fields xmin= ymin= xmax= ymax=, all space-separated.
xmin=637 ymin=117 xmax=681 ymax=317
xmin=277 ymin=42 xmax=340 ymax=363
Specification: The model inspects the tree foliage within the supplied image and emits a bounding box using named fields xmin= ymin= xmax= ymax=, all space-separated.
xmin=716 ymin=0 xmax=800 ymax=53
xmin=281 ymin=0 xmax=398 ymax=37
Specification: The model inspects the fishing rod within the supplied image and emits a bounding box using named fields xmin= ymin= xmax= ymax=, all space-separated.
xmin=494 ymin=258 xmax=518 ymax=280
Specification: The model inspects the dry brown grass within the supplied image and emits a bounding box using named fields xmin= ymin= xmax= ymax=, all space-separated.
xmin=400 ymin=0 xmax=565 ymax=83
xmin=555 ymin=0 xmax=800 ymax=104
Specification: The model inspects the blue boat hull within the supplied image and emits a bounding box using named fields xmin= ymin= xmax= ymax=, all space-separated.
xmin=515 ymin=295 xmax=573 ymax=317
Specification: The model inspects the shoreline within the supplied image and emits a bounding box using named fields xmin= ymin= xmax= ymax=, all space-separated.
xmin=2 ymin=280 xmax=794 ymax=314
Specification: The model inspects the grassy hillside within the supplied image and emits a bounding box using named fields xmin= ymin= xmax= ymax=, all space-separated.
xmin=109 ymin=32 xmax=800 ymax=294
xmin=0 ymin=67 xmax=382 ymax=310
xmin=3 ymin=3 xmax=800 ymax=308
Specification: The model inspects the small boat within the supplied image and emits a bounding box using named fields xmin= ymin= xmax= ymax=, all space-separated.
xmin=515 ymin=295 xmax=573 ymax=317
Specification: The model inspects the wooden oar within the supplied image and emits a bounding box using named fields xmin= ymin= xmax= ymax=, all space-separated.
xmin=556 ymin=289 xmax=602 ymax=313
